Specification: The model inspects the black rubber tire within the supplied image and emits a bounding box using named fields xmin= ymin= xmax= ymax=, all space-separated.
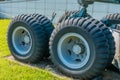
xmin=85 ymin=17 xmax=115 ymax=66
xmin=102 ymin=13 xmax=120 ymax=25
xmin=102 ymin=13 xmax=120 ymax=30
xmin=30 ymin=14 xmax=54 ymax=38
xmin=7 ymin=14 xmax=48 ymax=63
xmin=30 ymin=14 xmax=54 ymax=57
xmin=58 ymin=10 xmax=91 ymax=23
xmin=49 ymin=18 xmax=109 ymax=79
xmin=101 ymin=13 xmax=120 ymax=69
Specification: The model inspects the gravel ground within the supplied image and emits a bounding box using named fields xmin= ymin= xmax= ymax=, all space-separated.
xmin=8 ymin=56 xmax=120 ymax=80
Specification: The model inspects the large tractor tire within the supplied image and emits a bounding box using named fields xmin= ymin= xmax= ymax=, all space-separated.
xmin=7 ymin=14 xmax=50 ymax=63
xmin=49 ymin=18 xmax=110 ymax=79
xmin=102 ymin=13 xmax=120 ymax=69
xmin=59 ymin=13 xmax=115 ymax=66
xmin=30 ymin=14 xmax=54 ymax=57
xmin=102 ymin=13 xmax=120 ymax=64
xmin=31 ymin=14 xmax=54 ymax=38
xmin=102 ymin=13 xmax=120 ymax=29
xmin=85 ymin=17 xmax=115 ymax=66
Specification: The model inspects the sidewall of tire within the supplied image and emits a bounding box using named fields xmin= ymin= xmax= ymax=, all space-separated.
xmin=51 ymin=26 xmax=96 ymax=75
xmin=8 ymin=21 xmax=38 ymax=61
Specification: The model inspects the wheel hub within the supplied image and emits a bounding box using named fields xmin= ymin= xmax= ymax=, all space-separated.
xmin=57 ymin=33 xmax=90 ymax=69
xmin=24 ymin=35 xmax=30 ymax=44
xmin=12 ymin=26 xmax=32 ymax=55
xmin=72 ymin=44 xmax=81 ymax=54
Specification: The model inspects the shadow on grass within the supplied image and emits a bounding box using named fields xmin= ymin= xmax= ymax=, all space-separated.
xmin=7 ymin=56 xmax=64 ymax=77
xmin=7 ymin=56 xmax=120 ymax=80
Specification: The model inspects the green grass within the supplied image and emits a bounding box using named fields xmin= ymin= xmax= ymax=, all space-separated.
xmin=0 ymin=20 xmax=68 ymax=80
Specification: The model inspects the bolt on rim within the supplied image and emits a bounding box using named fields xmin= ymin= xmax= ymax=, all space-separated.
xmin=57 ymin=33 xmax=90 ymax=69
xmin=12 ymin=26 xmax=32 ymax=55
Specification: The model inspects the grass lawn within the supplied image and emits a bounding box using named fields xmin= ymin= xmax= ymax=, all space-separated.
xmin=0 ymin=19 xmax=68 ymax=80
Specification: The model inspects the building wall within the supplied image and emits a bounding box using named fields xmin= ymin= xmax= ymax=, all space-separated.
xmin=0 ymin=0 xmax=120 ymax=23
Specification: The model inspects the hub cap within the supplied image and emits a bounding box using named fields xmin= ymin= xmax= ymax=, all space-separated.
xmin=72 ymin=45 xmax=82 ymax=55
xmin=24 ymin=35 xmax=30 ymax=44
xmin=57 ymin=33 xmax=90 ymax=69
xmin=12 ymin=26 xmax=32 ymax=55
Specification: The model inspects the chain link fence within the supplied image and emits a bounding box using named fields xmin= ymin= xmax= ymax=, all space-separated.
xmin=0 ymin=0 xmax=120 ymax=23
